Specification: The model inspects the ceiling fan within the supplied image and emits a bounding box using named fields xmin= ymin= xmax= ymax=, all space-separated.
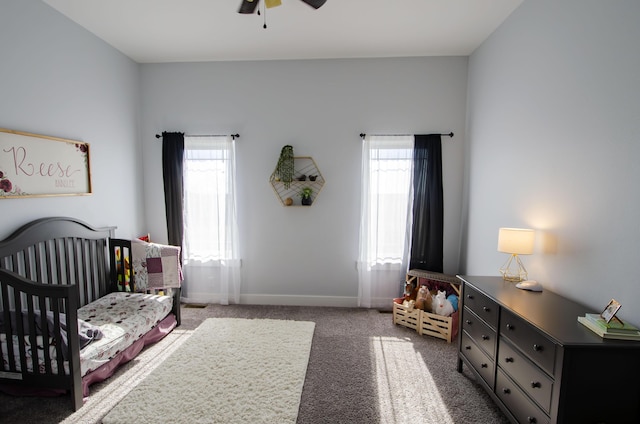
xmin=238 ymin=0 xmax=327 ymax=14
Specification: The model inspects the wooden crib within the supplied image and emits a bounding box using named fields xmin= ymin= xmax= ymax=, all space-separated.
xmin=0 ymin=217 xmax=180 ymax=410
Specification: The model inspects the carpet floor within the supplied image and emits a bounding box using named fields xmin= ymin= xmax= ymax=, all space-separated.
xmin=0 ymin=304 xmax=509 ymax=424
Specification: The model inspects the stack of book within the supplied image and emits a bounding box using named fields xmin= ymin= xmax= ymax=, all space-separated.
xmin=578 ymin=313 xmax=640 ymax=340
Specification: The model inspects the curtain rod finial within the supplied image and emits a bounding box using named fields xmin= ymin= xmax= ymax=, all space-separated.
xmin=155 ymin=134 xmax=161 ymax=139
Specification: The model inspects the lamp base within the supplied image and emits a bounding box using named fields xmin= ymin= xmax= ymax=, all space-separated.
xmin=499 ymin=254 xmax=528 ymax=282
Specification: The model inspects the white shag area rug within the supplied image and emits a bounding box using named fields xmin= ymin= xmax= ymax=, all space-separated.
xmin=102 ymin=318 xmax=315 ymax=424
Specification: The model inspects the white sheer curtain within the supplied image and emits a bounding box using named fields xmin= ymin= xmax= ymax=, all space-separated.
xmin=357 ymin=135 xmax=414 ymax=308
xmin=182 ymin=135 xmax=241 ymax=305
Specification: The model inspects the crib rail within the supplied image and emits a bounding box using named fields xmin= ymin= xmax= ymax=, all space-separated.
xmin=0 ymin=268 xmax=81 ymax=404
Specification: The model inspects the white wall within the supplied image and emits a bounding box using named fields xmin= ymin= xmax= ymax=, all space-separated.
xmin=463 ymin=0 xmax=640 ymax=325
xmin=0 ymin=0 xmax=143 ymax=239
xmin=140 ymin=57 xmax=468 ymax=306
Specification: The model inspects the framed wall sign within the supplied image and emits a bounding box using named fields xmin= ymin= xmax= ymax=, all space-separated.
xmin=0 ymin=128 xmax=92 ymax=198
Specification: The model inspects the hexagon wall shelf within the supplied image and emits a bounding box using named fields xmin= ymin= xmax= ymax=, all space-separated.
xmin=270 ymin=156 xmax=324 ymax=206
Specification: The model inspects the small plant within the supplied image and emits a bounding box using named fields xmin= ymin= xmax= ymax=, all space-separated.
xmin=299 ymin=187 xmax=313 ymax=199
xmin=299 ymin=187 xmax=313 ymax=205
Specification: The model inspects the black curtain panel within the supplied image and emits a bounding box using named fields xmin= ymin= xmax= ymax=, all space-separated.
xmin=409 ymin=134 xmax=444 ymax=272
xmin=161 ymin=131 xmax=185 ymax=249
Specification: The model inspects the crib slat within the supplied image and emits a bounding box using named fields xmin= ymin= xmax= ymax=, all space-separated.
xmin=26 ymin=296 xmax=39 ymax=375
xmin=0 ymin=284 xmax=13 ymax=373
xmin=39 ymin=296 xmax=53 ymax=375
xmin=51 ymin=298 xmax=65 ymax=377
xmin=88 ymin=239 xmax=97 ymax=301
xmin=12 ymin=288 xmax=29 ymax=377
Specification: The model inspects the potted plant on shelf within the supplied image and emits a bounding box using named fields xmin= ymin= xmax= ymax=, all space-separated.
xmin=299 ymin=187 xmax=313 ymax=205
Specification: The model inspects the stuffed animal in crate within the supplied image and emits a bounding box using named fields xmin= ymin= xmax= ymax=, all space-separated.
xmin=403 ymin=282 xmax=418 ymax=301
xmin=434 ymin=290 xmax=454 ymax=317
xmin=415 ymin=286 xmax=435 ymax=312
xmin=402 ymin=299 xmax=416 ymax=311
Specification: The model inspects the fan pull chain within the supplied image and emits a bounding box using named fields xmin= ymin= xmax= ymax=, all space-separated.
xmin=263 ymin=2 xmax=267 ymax=28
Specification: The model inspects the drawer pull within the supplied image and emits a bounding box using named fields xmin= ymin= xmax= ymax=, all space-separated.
xmin=533 ymin=344 xmax=543 ymax=352
xmin=465 ymin=345 xmax=472 ymax=350
xmin=530 ymin=381 xmax=541 ymax=389
xmin=466 ymin=319 xmax=472 ymax=325
xmin=505 ymin=357 xmax=514 ymax=363
xmin=483 ymin=306 xmax=490 ymax=312
xmin=506 ymin=323 xmax=514 ymax=330
xmin=481 ymin=363 xmax=488 ymax=368
xmin=466 ymin=294 xmax=474 ymax=300
xmin=481 ymin=335 xmax=489 ymax=340
xmin=502 ymin=388 xmax=510 ymax=394
xmin=527 ymin=417 xmax=537 ymax=423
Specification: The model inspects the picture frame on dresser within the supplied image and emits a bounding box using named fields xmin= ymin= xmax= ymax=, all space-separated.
xmin=601 ymin=298 xmax=622 ymax=324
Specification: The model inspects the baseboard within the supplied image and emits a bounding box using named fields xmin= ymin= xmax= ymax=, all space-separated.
xmin=241 ymin=294 xmax=358 ymax=308
xmin=180 ymin=293 xmax=359 ymax=308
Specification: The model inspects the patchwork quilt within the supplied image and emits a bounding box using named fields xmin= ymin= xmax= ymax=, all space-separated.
xmin=131 ymin=239 xmax=183 ymax=292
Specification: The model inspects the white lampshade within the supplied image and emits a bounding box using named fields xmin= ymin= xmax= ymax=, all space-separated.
xmin=497 ymin=228 xmax=535 ymax=255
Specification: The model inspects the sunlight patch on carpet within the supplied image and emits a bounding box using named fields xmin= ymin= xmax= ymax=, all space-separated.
xmin=103 ymin=318 xmax=315 ymax=424
xmin=61 ymin=328 xmax=195 ymax=424
xmin=371 ymin=336 xmax=454 ymax=424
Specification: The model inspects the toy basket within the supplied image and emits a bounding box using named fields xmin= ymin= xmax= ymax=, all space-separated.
xmin=392 ymin=270 xmax=461 ymax=343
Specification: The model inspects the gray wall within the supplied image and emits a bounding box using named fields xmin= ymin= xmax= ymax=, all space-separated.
xmin=1 ymin=1 xmax=467 ymax=308
xmin=0 ymin=0 xmax=144 ymax=239
xmin=463 ymin=0 xmax=640 ymax=325
xmin=140 ymin=58 xmax=468 ymax=305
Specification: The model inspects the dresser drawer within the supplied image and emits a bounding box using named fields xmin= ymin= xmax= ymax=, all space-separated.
xmin=498 ymin=338 xmax=553 ymax=413
xmin=463 ymin=284 xmax=498 ymax=328
xmin=461 ymin=332 xmax=495 ymax=389
xmin=496 ymin=369 xmax=550 ymax=424
xmin=462 ymin=307 xmax=496 ymax=358
xmin=500 ymin=309 xmax=556 ymax=375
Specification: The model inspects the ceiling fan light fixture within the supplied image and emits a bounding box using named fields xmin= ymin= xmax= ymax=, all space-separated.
xmin=264 ymin=0 xmax=282 ymax=9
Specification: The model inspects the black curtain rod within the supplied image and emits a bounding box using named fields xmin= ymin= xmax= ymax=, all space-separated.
xmin=359 ymin=132 xmax=453 ymax=139
xmin=156 ymin=133 xmax=240 ymax=139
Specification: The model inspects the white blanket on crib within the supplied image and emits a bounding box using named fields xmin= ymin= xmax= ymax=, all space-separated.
xmin=0 ymin=292 xmax=172 ymax=377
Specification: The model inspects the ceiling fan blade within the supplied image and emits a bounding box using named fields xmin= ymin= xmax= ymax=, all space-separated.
xmin=299 ymin=0 xmax=327 ymax=9
xmin=238 ymin=0 xmax=260 ymax=14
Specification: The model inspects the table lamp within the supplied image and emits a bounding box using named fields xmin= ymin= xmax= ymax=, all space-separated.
xmin=497 ymin=228 xmax=535 ymax=282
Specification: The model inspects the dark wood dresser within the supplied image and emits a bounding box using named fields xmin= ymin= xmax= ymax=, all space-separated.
xmin=456 ymin=276 xmax=640 ymax=424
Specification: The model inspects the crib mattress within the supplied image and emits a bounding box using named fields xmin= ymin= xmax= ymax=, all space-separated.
xmin=1 ymin=292 xmax=173 ymax=377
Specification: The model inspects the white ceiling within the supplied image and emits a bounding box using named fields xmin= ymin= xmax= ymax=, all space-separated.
xmin=43 ymin=0 xmax=523 ymax=64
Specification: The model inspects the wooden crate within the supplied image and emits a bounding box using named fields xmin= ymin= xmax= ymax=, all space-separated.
xmin=418 ymin=310 xmax=456 ymax=343
xmin=393 ymin=270 xmax=460 ymax=343
xmin=392 ymin=299 xmax=420 ymax=331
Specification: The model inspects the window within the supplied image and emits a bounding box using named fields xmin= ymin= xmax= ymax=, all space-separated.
xmin=182 ymin=135 xmax=240 ymax=304
xmin=357 ymin=135 xmax=414 ymax=308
